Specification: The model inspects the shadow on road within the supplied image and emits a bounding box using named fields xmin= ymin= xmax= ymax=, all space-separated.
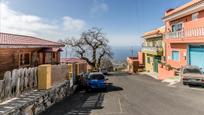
xmin=40 ymin=83 xmax=123 ymax=115
xmin=186 ymin=84 xmax=204 ymax=89
xmin=106 ymin=83 xmax=123 ymax=92
xmin=107 ymin=71 xmax=129 ymax=77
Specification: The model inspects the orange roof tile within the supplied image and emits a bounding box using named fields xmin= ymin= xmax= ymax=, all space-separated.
xmin=143 ymin=26 xmax=165 ymax=37
xmin=61 ymin=58 xmax=87 ymax=64
xmin=165 ymin=0 xmax=202 ymax=17
xmin=0 ymin=32 xmax=64 ymax=47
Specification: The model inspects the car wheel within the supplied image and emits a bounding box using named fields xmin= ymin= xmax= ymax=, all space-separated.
xmin=102 ymin=87 xmax=107 ymax=92
xmin=188 ymin=84 xmax=194 ymax=87
xmin=183 ymin=82 xmax=188 ymax=85
xmin=85 ymin=87 xmax=91 ymax=92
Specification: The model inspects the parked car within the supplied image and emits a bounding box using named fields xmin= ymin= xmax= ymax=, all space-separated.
xmin=99 ymin=68 xmax=108 ymax=75
xmin=181 ymin=65 xmax=204 ymax=86
xmin=86 ymin=72 xmax=108 ymax=91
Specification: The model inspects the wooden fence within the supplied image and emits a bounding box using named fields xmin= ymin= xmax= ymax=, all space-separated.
xmin=0 ymin=63 xmax=87 ymax=103
xmin=0 ymin=67 xmax=37 ymax=102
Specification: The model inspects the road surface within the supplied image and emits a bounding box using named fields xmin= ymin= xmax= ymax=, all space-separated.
xmin=41 ymin=72 xmax=204 ymax=115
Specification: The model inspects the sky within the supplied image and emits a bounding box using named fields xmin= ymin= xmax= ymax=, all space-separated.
xmin=0 ymin=0 xmax=190 ymax=47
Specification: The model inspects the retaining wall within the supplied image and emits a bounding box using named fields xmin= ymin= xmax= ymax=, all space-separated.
xmin=0 ymin=80 xmax=75 ymax=115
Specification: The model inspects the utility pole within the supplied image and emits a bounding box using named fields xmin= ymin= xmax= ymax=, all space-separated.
xmin=65 ymin=46 xmax=68 ymax=58
xmin=129 ymin=46 xmax=134 ymax=57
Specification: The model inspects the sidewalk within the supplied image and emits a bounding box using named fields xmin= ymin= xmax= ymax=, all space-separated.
xmin=138 ymin=72 xmax=159 ymax=80
xmin=138 ymin=71 xmax=181 ymax=86
xmin=162 ymin=76 xmax=181 ymax=86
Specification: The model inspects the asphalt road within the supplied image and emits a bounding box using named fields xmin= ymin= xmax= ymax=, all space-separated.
xmin=41 ymin=72 xmax=204 ymax=115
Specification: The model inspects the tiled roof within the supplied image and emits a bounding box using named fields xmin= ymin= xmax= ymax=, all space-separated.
xmin=0 ymin=32 xmax=64 ymax=47
xmin=61 ymin=58 xmax=87 ymax=64
xmin=143 ymin=26 xmax=165 ymax=38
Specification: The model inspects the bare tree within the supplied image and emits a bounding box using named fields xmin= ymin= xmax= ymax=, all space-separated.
xmin=60 ymin=27 xmax=113 ymax=70
xmin=100 ymin=57 xmax=114 ymax=71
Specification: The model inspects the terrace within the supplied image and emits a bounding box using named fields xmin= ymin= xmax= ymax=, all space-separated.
xmin=164 ymin=27 xmax=204 ymax=39
xmin=141 ymin=45 xmax=163 ymax=56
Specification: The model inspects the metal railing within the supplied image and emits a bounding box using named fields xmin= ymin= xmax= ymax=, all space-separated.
xmin=141 ymin=46 xmax=163 ymax=54
xmin=164 ymin=27 xmax=204 ymax=39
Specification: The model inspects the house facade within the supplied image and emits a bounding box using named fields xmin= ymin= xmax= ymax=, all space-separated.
xmin=127 ymin=52 xmax=144 ymax=73
xmin=142 ymin=27 xmax=165 ymax=73
xmin=0 ymin=32 xmax=64 ymax=77
xmin=163 ymin=0 xmax=204 ymax=71
xmin=61 ymin=58 xmax=89 ymax=74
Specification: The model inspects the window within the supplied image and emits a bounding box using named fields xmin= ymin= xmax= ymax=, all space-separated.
xmin=192 ymin=13 xmax=199 ymax=21
xmin=24 ymin=53 xmax=30 ymax=65
xmin=20 ymin=54 xmax=23 ymax=65
xmin=172 ymin=51 xmax=179 ymax=61
xmin=172 ymin=23 xmax=183 ymax=32
xmin=183 ymin=68 xmax=202 ymax=74
xmin=52 ymin=53 xmax=56 ymax=58
xmin=89 ymin=74 xmax=105 ymax=80
xmin=147 ymin=57 xmax=150 ymax=64
xmin=46 ymin=53 xmax=52 ymax=64
xmin=19 ymin=52 xmax=31 ymax=66
xmin=161 ymin=56 xmax=166 ymax=62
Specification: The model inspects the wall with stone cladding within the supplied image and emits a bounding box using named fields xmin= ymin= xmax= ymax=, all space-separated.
xmin=0 ymin=80 xmax=75 ymax=115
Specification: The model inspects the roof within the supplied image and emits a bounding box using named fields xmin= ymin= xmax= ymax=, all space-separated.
xmin=60 ymin=58 xmax=87 ymax=64
xmin=127 ymin=56 xmax=138 ymax=60
xmin=0 ymin=32 xmax=64 ymax=48
xmin=143 ymin=26 xmax=165 ymax=39
xmin=164 ymin=0 xmax=202 ymax=18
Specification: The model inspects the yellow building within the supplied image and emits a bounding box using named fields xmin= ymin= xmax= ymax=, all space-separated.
xmin=142 ymin=26 xmax=165 ymax=73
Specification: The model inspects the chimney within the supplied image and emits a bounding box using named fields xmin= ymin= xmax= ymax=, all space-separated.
xmin=165 ymin=8 xmax=175 ymax=16
xmin=166 ymin=8 xmax=174 ymax=13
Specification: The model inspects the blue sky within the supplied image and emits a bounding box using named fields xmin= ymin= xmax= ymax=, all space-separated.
xmin=0 ymin=0 xmax=190 ymax=47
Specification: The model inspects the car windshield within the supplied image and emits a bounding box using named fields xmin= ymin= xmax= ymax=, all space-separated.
xmin=89 ymin=74 xmax=105 ymax=80
xmin=183 ymin=68 xmax=202 ymax=74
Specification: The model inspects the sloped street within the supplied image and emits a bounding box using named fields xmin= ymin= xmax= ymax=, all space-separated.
xmin=41 ymin=72 xmax=204 ymax=115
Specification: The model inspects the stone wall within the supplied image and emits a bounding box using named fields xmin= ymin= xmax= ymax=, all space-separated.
xmin=0 ymin=80 xmax=75 ymax=115
xmin=0 ymin=64 xmax=78 ymax=115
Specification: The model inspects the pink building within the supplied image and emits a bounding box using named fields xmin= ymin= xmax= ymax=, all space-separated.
xmin=127 ymin=51 xmax=145 ymax=73
xmin=159 ymin=0 xmax=204 ymax=79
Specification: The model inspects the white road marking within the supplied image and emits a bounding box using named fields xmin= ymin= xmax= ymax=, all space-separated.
xmin=118 ymin=96 xmax=123 ymax=113
xmin=167 ymin=85 xmax=176 ymax=87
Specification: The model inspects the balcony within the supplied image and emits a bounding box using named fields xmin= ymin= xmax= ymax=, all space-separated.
xmin=165 ymin=17 xmax=204 ymax=39
xmin=141 ymin=46 xmax=163 ymax=56
xmin=164 ymin=27 xmax=204 ymax=39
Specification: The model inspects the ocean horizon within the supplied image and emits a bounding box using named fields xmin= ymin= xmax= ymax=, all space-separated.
xmin=111 ymin=46 xmax=140 ymax=61
xmin=61 ymin=46 xmax=141 ymax=62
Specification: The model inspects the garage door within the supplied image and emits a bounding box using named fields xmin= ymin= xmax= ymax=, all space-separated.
xmin=189 ymin=45 xmax=204 ymax=71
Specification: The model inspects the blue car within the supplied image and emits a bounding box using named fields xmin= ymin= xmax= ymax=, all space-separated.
xmin=86 ymin=72 xmax=108 ymax=91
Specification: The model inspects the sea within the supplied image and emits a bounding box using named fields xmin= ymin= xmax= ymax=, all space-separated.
xmin=61 ymin=46 xmax=140 ymax=62
xmin=111 ymin=46 xmax=140 ymax=61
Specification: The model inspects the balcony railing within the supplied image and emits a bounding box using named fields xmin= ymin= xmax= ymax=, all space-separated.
xmin=164 ymin=27 xmax=204 ymax=39
xmin=141 ymin=46 xmax=163 ymax=55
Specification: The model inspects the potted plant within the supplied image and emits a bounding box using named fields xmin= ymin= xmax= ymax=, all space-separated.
xmin=166 ymin=64 xmax=172 ymax=71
